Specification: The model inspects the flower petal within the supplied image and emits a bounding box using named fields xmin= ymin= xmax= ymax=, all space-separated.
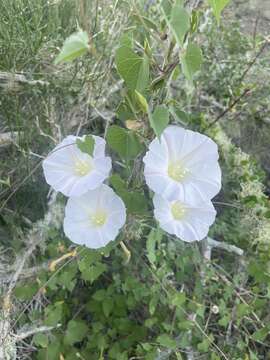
xmin=153 ymin=193 xmax=216 ymax=243
xmin=144 ymin=125 xmax=222 ymax=201
xmin=63 ymin=184 xmax=126 ymax=249
xmin=43 ymin=135 xmax=111 ymax=197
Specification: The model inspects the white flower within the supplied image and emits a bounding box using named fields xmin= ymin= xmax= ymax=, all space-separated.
xmin=43 ymin=135 xmax=112 ymax=197
xmin=143 ymin=126 xmax=221 ymax=203
xmin=153 ymin=193 xmax=216 ymax=242
xmin=63 ymin=184 xmax=126 ymax=249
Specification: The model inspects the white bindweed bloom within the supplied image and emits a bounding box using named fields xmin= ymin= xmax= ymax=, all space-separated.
xmin=63 ymin=184 xmax=126 ymax=249
xmin=153 ymin=193 xmax=216 ymax=242
xmin=43 ymin=135 xmax=112 ymax=197
xmin=143 ymin=126 xmax=221 ymax=203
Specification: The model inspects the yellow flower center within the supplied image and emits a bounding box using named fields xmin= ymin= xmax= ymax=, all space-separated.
xmin=91 ymin=210 xmax=107 ymax=227
xmin=171 ymin=201 xmax=186 ymax=220
xmin=74 ymin=160 xmax=92 ymax=176
xmin=168 ymin=162 xmax=188 ymax=182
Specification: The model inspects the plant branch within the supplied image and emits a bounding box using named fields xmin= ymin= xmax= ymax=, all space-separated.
xmin=14 ymin=324 xmax=61 ymax=341
xmin=206 ymin=87 xmax=251 ymax=129
xmin=238 ymin=39 xmax=269 ymax=84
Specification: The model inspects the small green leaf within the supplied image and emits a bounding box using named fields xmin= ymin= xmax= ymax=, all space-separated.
xmin=44 ymin=301 xmax=63 ymax=326
xmin=106 ymin=125 xmax=143 ymax=160
xmin=76 ymin=135 xmax=95 ymax=156
xmin=125 ymin=191 xmax=148 ymax=214
xmin=157 ymin=334 xmax=177 ymax=349
xmin=169 ymin=106 xmax=190 ymax=124
xmin=169 ymin=4 xmax=190 ymax=46
xmin=120 ymin=33 xmax=133 ymax=47
xmin=92 ymin=289 xmax=107 ymax=301
xmin=172 ymin=292 xmax=186 ymax=307
xmin=110 ymin=174 xmax=147 ymax=215
xmin=252 ymin=326 xmax=270 ymax=342
xmin=149 ymin=105 xmax=170 ymax=139
xmin=137 ymin=54 xmax=150 ymax=92
xmin=208 ymin=0 xmax=230 ymax=25
xmin=110 ymin=174 xmax=127 ymax=197
xmin=149 ymin=297 xmax=158 ymax=315
xmin=103 ymin=298 xmax=114 ymax=317
xmin=65 ymin=320 xmax=88 ymax=345
xmin=197 ymin=335 xmax=214 ymax=352
xmin=55 ymin=30 xmax=89 ymax=64
xmin=135 ymin=90 xmax=148 ymax=113
xmin=181 ymin=43 xmax=203 ymax=81
xmin=33 ymin=333 xmax=48 ymax=348
xmin=115 ymin=46 xmax=149 ymax=91
xmin=37 ymin=341 xmax=61 ymax=360
xmin=146 ymin=228 xmax=162 ymax=264
xmin=80 ymin=263 xmax=107 ymax=283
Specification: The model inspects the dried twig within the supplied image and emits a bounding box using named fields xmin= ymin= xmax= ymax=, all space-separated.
xmin=0 ymin=72 xmax=48 ymax=91
xmin=238 ymin=39 xmax=269 ymax=84
xmin=206 ymin=88 xmax=251 ymax=129
xmin=14 ymin=324 xmax=61 ymax=341
xmin=206 ymin=237 xmax=244 ymax=256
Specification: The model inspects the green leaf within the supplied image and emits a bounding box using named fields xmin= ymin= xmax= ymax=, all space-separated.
xmin=80 ymin=263 xmax=107 ymax=283
xmin=92 ymin=289 xmax=107 ymax=301
xmin=149 ymin=296 xmax=158 ymax=315
xmin=252 ymin=326 xmax=270 ymax=342
xmin=149 ymin=105 xmax=170 ymax=139
xmin=181 ymin=43 xmax=203 ymax=81
xmin=135 ymin=90 xmax=148 ymax=113
xmin=37 ymin=341 xmax=61 ymax=360
xmin=76 ymin=135 xmax=95 ymax=156
xmin=169 ymin=106 xmax=190 ymax=124
xmin=33 ymin=333 xmax=48 ymax=348
xmin=197 ymin=335 xmax=214 ymax=352
xmin=125 ymin=191 xmax=148 ymax=214
xmin=120 ymin=33 xmax=133 ymax=47
xmin=55 ymin=30 xmax=89 ymax=64
xmin=44 ymin=301 xmax=63 ymax=326
xmin=146 ymin=228 xmax=162 ymax=264
xmin=172 ymin=292 xmax=186 ymax=307
xmin=103 ymin=298 xmax=114 ymax=317
xmin=110 ymin=173 xmax=127 ymax=197
xmin=161 ymin=0 xmax=172 ymax=18
xmin=169 ymin=4 xmax=190 ymax=46
xmin=15 ymin=284 xmax=38 ymax=300
xmin=65 ymin=320 xmax=88 ymax=345
xmin=157 ymin=334 xmax=177 ymax=349
xmin=115 ymin=46 xmax=149 ymax=91
xmin=106 ymin=125 xmax=143 ymax=160
xmin=208 ymin=0 xmax=230 ymax=25
xmin=110 ymin=174 xmax=148 ymax=215
xmin=137 ymin=54 xmax=150 ymax=92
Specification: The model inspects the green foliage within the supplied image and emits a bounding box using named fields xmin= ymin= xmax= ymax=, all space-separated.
xmin=115 ymin=46 xmax=149 ymax=92
xmin=149 ymin=105 xmax=170 ymax=139
xmin=76 ymin=135 xmax=95 ymax=156
xmin=65 ymin=320 xmax=88 ymax=345
xmin=54 ymin=30 xmax=89 ymax=64
xmin=208 ymin=0 xmax=231 ymax=25
xmin=146 ymin=228 xmax=162 ymax=264
xmin=167 ymin=3 xmax=190 ymax=46
xmin=2 ymin=1 xmax=270 ymax=360
xmin=110 ymin=174 xmax=147 ymax=214
xmin=181 ymin=43 xmax=203 ymax=81
xmin=106 ymin=125 xmax=143 ymax=160
xmin=134 ymin=90 xmax=149 ymax=113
